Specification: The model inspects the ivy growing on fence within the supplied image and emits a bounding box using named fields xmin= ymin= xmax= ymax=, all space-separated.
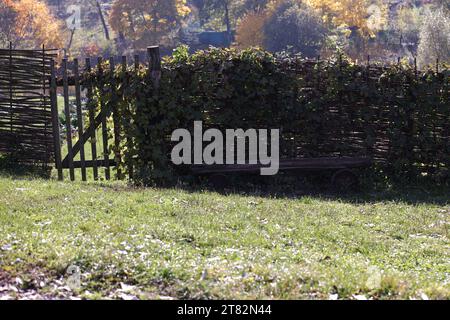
xmin=85 ymin=47 xmax=449 ymax=186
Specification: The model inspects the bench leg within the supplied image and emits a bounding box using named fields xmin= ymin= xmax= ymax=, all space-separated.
xmin=331 ymin=169 xmax=359 ymax=191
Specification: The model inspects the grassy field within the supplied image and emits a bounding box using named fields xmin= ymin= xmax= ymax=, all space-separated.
xmin=0 ymin=174 xmax=449 ymax=300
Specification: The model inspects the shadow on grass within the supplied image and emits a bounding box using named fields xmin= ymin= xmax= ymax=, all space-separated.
xmin=1 ymin=156 xmax=448 ymax=206
xmin=173 ymin=173 xmax=450 ymax=206
xmin=49 ymin=169 xmax=450 ymax=206
xmin=0 ymin=155 xmax=51 ymax=180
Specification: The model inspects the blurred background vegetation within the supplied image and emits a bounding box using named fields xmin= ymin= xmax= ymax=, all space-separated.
xmin=0 ymin=0 xmax=448 ymax=67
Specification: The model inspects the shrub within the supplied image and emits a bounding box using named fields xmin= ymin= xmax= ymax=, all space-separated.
xmin=263 ymin=0 xmax=328 ymax=57
xmin=85 ymin=47 xmax=449 ymax=186
xmin=417 ymin=7 xmax=450 ymax=68
xmin=235 ymin=11 xmax=268 ymax=49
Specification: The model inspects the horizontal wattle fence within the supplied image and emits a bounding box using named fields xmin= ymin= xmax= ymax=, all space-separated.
xmin=2 ymin=46 xmax=448 ymax=186
xmin=77 ymin=47 xmax=448 ymax=186
xmin=0 ymin=46 xmax=57 ymax=168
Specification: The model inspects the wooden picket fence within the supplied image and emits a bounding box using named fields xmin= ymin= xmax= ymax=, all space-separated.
xmin=52 ymin=46 xmax=161 ymax=181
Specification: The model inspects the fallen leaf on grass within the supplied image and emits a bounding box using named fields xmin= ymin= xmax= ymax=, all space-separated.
xmin=119 ymin=283 xmax=136 ymax=293
xmin=1 ymin=244 xmax=13 ymax=251
xmin=116 ymin=292 xmax=138 ymax=300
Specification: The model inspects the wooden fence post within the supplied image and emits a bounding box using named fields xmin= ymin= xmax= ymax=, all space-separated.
xmin=414 ymin=57 xmax=418 ymax=79
xmin=63 ymin=58 xmax=75 ymax=181
xmin=50 ymin=59 xmax=63 ymax=181
xmin=147 ymin=46 xmax=161 ymax=88
xmin=42 ymin=44 xmax=50 ymax=171
xmin=74 ymin=58 xmax=87 ymax=181
xmin=85 ymin=58 xmax=99 ymax=180
xmin=98 ymin=57 xmax=110 ymax=180
xmin=134 ymin=54 xmax=139 ymax=70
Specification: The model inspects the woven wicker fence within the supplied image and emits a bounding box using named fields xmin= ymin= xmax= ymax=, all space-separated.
xmin=0 ymin=47 xmax=56 ymax=166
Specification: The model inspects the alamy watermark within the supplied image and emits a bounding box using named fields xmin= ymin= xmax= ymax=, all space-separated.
xmin=171 ymin=121 xmax=280 ymax=176
xmin=66 ymin=5 xmax=81 ymax=30
xmin=66 ymin=265 xmax=81 ymax=291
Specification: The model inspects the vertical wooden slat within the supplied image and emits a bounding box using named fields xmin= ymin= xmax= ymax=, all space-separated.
xmin=134 ymin=54 xmax=139 ymax=70
xmin=121 ymin=55 xmax=127 ymax=72
xmin=86 ymin=58 xmax=99 ymax=180
xmin=110 ymin=57 xmax=122 ymax=179
xmin=50 ymin=59 xmax=63 ymax=181
xmin=74 ymin=58 xmax=87 ymax=181
xmin=63 ymin=58 xmax=75 ymax=181
xmin=147 ymin=46 xmax=161 ymax=89
xmin=98 ymin=57 xmax=110 ymax=180
xmin=414 ymin=57 xmax=418 ymax=79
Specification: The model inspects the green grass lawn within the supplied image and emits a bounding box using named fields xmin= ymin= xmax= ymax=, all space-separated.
xmin=0 ymin=174 xmax=449 ymax=300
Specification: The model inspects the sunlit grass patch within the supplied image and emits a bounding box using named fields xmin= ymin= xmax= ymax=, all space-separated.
xmin=0 ymin=175 xmax=448 ymax=300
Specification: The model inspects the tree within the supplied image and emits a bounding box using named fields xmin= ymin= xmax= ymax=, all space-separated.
xmin=305 ymin=0 xmax=388 ymax=38
xmin=235 ymin=11 xmax=268 ymax=48
xmin=109 ymin=0 xmax=190 ymax=50
xmin=264 ymin=0 xmax=328 ymax=57
xmin=301 ymin=0 xmax=390 ymax=60
xmin=194 ymin=0 xmax=275 ymax=45
xmin=417 ymin=7 xmax=450 ymax=68
xmin=194 ymin=0 xmax=233 ymax=44
xmin=94 ymin=0 xmax=110 ymax=40
xmin=0 ymin=0 xmax=16 ymax=46
xmin=234 ymin=0 xmax=284 ymax=48
xmin=381 ymin=3 xmax=424 ymax=60
xmin=0 ymin=0 xmax=64 ymax=49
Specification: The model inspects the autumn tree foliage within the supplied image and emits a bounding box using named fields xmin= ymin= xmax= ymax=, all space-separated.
xmin=0 ymin=0 xmax=64 ymax=49
xmin=236 ymin=0 xmax=388 ymax=55
xmin=235 ymin=0 xmax=283 ymax=48
xmin=235 ymin=11 xmax=268 ymax=48
xmin=0 ymin=0 xmax=16 ymax=46
xmin=109 ymin=0 xmax=191 ymax=50
xmin=193 ymin=0 xmax=276 ymax=47
xmin=305 ymin=0 xmax=388 ymax=38
xmin=417 ymin=7 xmax=450 ymax=68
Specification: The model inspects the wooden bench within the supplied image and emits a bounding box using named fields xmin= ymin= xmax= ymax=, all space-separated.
xmin=190 ymin=157 xmax=373 ymax=190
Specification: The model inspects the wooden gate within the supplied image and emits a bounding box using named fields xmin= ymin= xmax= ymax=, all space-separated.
xmin=0 ymin=45 xmax=57 ymax=168
xmin=52 ymin=46 xmax=161 ymax=181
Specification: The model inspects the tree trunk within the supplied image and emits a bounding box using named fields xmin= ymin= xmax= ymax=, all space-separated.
xmin=96 ymin=1 xmax=110 ymax=40
xmin=67 ymin=28 xmax=76 ymax=55
xmin=224 ymin=0 xmax=232 ymax=46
